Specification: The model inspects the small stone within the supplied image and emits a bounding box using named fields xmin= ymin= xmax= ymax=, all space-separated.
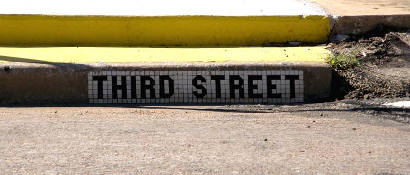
xmin=264 ymin=138 xmax=268 ymax=141
xmin=320 ymin=113 xmax=323 ymax=116
xmin=368 ymin=46 xmax=377 ymax=50
xmin=326 ymin=43 xmax=335 ymax=48
xmin=352 ymin=128 xmax=357 ymax=130
xmin=307 ymin=126 xmax=311 ymax=128
xmin=313 ymin=120 xmax=316 ymax=123
xmin=4 ymin=66 xmax=11 ymax=73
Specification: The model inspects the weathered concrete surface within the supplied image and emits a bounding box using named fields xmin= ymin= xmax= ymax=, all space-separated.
xmin=331 ymin=15 xmax=410 ymax=36
xmin=0 ymin=102 xmax=409 ymax=174
xmin=311 ymin=0 xmax=410 ymax=35
xmin=311 ymin=0 xmax=410 ymax=16
xmin=0 ymin=62 xmax=332 ymax=104
xmin=0 ymin=64 xmax=89 ymax=104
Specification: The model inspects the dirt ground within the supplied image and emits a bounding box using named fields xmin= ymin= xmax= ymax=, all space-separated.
xmin=311 ymin=0 xmax=410 ymax=15
xmin=0 ymin=101 xmax=409 ymax=174
xmin=329 ymin=30 xmax=410 ymax=99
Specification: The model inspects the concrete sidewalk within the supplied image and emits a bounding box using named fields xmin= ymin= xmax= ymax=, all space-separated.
xmin=0 ymin=0 xmax=326 ymax=16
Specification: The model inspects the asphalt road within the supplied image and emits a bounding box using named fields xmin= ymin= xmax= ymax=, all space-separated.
xmin=0 ymin=101 xmax=409 ymax=174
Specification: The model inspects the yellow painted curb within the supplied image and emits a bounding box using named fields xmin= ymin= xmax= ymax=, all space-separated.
xmin=0 ymin=46 xmax=330 ymax=63
xmin=0 ymin=15 xmax=330 ymax=46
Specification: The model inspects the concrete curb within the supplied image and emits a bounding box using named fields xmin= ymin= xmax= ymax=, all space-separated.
xmin=3 ymin=14 xmax=406 ymax=46
xmin=330 ymin=15 xmax=410 ymax=36
xmin=0 ymin=15 xmax=330 ymax=47
xmin=0 ymin=46 xmax=331 ymax=63
xmin=0 ymin=62 xmax=331 ymax=105
xmin=2 ymin=13 xmax=407 ymax=105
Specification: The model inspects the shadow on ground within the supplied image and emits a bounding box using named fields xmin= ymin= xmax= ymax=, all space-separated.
xmin=1 ymin=101 xmax=408 ymax=123
xmin=0 ymin=55 xmax=91 ymax=68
